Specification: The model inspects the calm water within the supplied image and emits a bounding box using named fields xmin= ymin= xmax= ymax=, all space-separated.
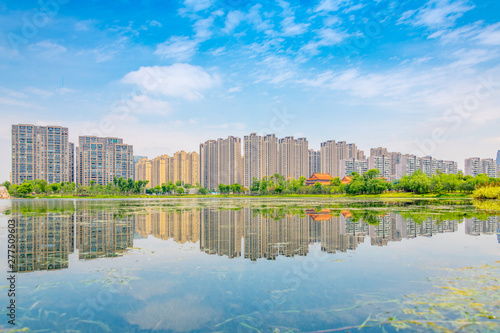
xmin=0 ymin=198 xmax=499 ymax=333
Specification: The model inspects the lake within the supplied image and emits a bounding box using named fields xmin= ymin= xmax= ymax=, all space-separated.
xmin=0 ymin=198 xmax=499 ymax=332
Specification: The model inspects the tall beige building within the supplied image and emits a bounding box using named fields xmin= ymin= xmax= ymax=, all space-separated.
xmin=262 ymin=134 xmax=279 ymax=177
xmin=243 ymin=133 xmax=279 ymax=187
xmin=200 ymin=136 xmax=242 ymax=190
xmin=76 ymin=136 xmax=133 ymax=186
xmin=135 ymin=151 xmax=199 ymax=188
xmin=278 ymin=136 xmax=309 ymax=179
xmin=11 ymin=124 xmax=74 ymax=184
xmin=135 ymin=158 xmax=152 ymax=187
xmin=244 ymin=133 xmax=262 ymax=188
xmin=321 ymin=140 xmax=363 ymax=177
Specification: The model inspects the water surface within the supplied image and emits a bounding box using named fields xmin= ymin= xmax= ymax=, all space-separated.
xmin=0 ymin=198 xmax=499 ymax=332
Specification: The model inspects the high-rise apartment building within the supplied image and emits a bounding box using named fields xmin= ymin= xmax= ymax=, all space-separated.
xmin=396 ymin=155 xmax=421 ymax=179
xmin=368 ymin=156 xmax=391 ymax=179
xmin=262 ymin=134 xmax=279 ymax=178
xmin=135 ymin=158 xmax=152 ymax=187
xmin=278 ymin=136 xmax=309 ymax=179
xmin=133 ymin=155 xmax=147 ymax=180
xmin=135 ymin=151 xmax=199 ymax=188
xmin=244 ymin=133 xmax=262 ymax=187
xmin=396 ymin=155 xmax=458 ymax=179
xmin=243 ymin=133 xmax=280 ymax=187
xmin=369 ymin=147 xmax=401 ymax=179
xmin=479 ymin=158 xmax=498 ymax=178
xmin=497 ymin=150 xmax=500 ymax=166
xmin=11 ymin=124 xmax=74 ymax=184
xmin=200 ymin=136 xmax=242 ymax=190
xmin=76 ymin=136 xmax=133 ymax=186
xmin=340 ymin=158 xmax=368 ymax=178
xmin=69 ymin=142 xmax=74 ymax=183
xmin=464 ymin=158 xmax=482 ymax=177
xmin=370 ymin=147 xmax=388 ymax=157
xmin=320 ymin=140 xmax=360 ymax=178
xmin=309 ymin=149 xmax=321 ymax=176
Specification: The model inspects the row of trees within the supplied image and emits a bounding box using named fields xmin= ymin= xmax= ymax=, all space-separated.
xmin=3 ymin=170 xmax=499 ymax=197
xmin=244 ymin=170 xmax=499 ymax=196
xmin=2 ymin=177 xmax=150 ymax=198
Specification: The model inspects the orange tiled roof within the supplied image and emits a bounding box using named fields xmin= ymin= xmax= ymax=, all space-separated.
xmin=341 ymin=210 xmax=353 ymax=218
xmin=306 ymin=209 xmax=333 ymax=221
xmin=341 ymin=176 xmax=353 ymax=184
xmin=307 ymin=173 xmax=333 ymax=181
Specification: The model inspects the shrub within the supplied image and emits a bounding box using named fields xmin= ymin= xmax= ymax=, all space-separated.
xmin=472 ymin=186 xmax=500 ymax=199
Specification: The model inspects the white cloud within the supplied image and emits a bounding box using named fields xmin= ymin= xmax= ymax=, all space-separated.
xmin=26 ymin=87 xmax=54 ymax=99
xmin=154 ymin=36 xmax=199 ymax=61
xmin=227 ymin=86 xmax=241 ymax=93
xmin=122 ymin=63 xmax=220 ymax=101
xmin=0 ymin=97 xmax=38 ymax=108
xmin=281 ymin=16 xmax=309 ymax=36
xmin=114 ymin=95 xmax=172 ymax=116
xmin=74 ymin=19 xmax=99 ymax=31
xmin=148 ymin=20 xmax=162 ymax=28
xmin=314 ymin=0 xmax=351 ymax=13
xmin=193 ymin=15 xmax=217 ymax=40
xmin=182 ymin=0 xmax=214 ymax=12
xmin=222 ymin=10 xmax=245 ymax=34
xmin=299 ymin=28 xmax=349 ymax=57
xmin=399 ymin=0 xmax=474 ymax=30
xmin=475 ymin=22 xmax=500 ymax=46
xmin=28 ymin=41 xmax=67 ymax=56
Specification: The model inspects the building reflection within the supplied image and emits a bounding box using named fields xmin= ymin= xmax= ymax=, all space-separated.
xmin=8 ymin=201 xmax=500 ymax=272
xmin=11 ymin=201 xmax=74 ymax=273
xmin=136 ymin=209 xmax=200 ymax=244
xmin=75 ymin=205 xmax=134 ymax=260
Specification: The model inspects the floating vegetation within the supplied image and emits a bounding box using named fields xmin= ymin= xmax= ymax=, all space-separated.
xmin=363 ymin=261 xmax=500 ymax=332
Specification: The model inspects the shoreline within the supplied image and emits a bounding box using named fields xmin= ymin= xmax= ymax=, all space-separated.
xmin=4 ymin=193 xmax=475 ymax=200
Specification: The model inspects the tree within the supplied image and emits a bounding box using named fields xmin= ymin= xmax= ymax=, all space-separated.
xmin=409 ymin=170 xmax=431 ymax=194
xmin=175 ymin=187 xmax=185 ymax=195
xmin=17 ymin=183 xmax=33 ymax=197
xmin=363 ymin=169 xmax=380 ymax=180
xmin=250 ymin=178 xmax=260 ymax=193
xmin=231 ymin=183 xmax=242 ymax=194
xmin=330 ymin=177 xmax=341 ymax=186
xmin=51 ymin=183 xmax=60 ymax=193
xmin=313 ymin=182 xmax=322 ymax=193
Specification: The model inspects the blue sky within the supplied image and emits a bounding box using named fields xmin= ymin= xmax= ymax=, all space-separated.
xmin=1 ymin=0 xmax=500 ymax=181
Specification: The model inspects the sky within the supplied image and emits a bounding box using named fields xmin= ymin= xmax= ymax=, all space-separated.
xmin=1 ymin=0 xmax=500 ymax=181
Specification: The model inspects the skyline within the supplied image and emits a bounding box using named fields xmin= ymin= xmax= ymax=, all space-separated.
xmin=9 ymin=123 xmax=498 ymax=186
xmin=1 ymin=0 xmax=500 ymax=181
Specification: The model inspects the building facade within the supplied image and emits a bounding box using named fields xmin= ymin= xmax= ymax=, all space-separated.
xmin=320 ymin=140 xmax=361 ymax=178
xmin=308 ymin=149 xmax=321 ymax=176
xmin=340 ymin=158 xmax=368 ymax=178
xmin=244 ymin=133 xmax=262 ymax=188
xmin=200 ymin=136 xmax=243 ymax=190
xmin=76 ymin=136 xmax=133 ymax=186
xmin=133 ymin=155 xmax=147 ymax=180
xmin=11 ymin=124 xmax=74 ymax=185
xmin=368 ymin=156 xmax=391 ymax=179
xmin=135 ymin=158 xmax=152 ymax=187
xmin=278 ymin=136 xmax=309 ymax=179
xmin=135 ymin=151 xmax=200 ymax=188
